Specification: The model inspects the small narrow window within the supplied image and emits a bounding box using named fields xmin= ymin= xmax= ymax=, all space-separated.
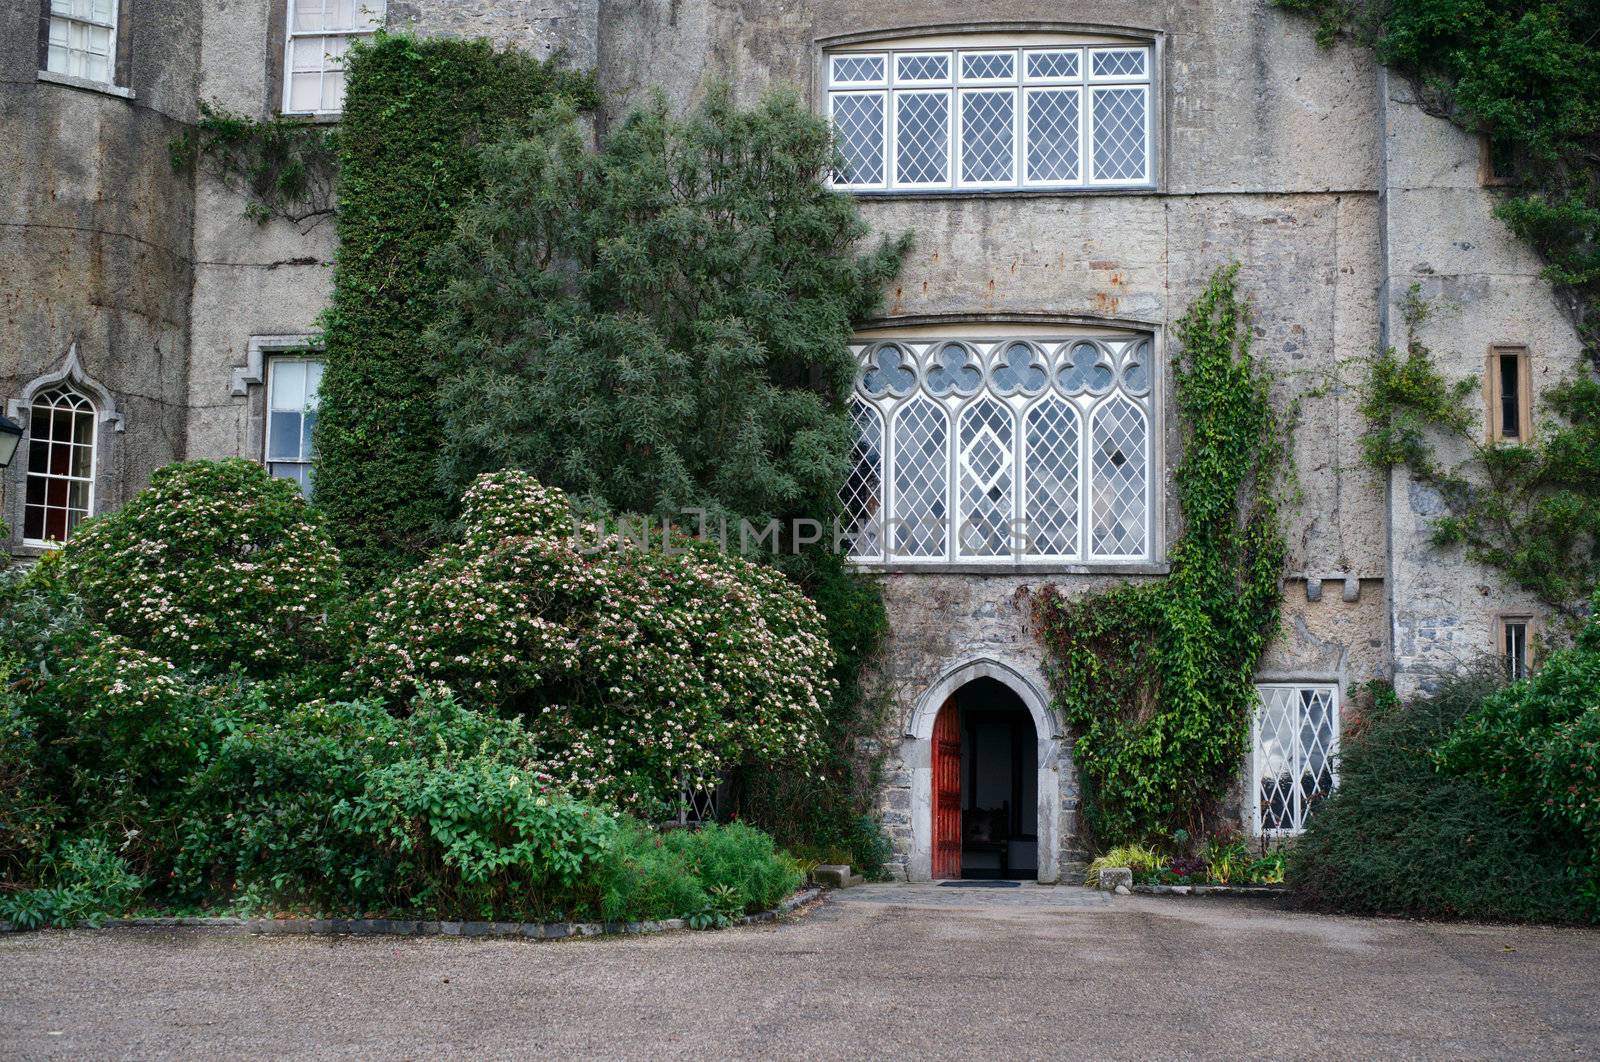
xmin=283 ymin=0 xmax=385 ymax=115
xmin=1254 ymin=684 xmax=1339 ymax=835
xmin=1486 ymin=344 xmax=1531 ymax=442
xmin=45 ymin=0 xmax=117 ymax=84
xmin=1498 ymin=616 xmax=1532 ymax=681
xmin=23 ymin=384 xmax=97 ymax=545
xmin=1480 ymin=134 xmax=1516 ymax=187
xmin=264 ymin=356 xmax=323 ymax=497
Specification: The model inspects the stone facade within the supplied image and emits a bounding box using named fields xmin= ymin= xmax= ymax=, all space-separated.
xmin=3 ymin=1 xmax=1582 ymax=880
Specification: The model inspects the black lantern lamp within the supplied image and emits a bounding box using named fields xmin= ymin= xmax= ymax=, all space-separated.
xmin=0 ymin=413 xmax=21 ymax=469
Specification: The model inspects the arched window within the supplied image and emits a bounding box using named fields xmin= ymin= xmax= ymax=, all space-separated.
xmin=826 ymin=32 xmax=1155 ymax=193
xmin=843 ymin=332 xmax=1154 ymax=564
xmin=23 ymin=384 xmax=97 ymax=545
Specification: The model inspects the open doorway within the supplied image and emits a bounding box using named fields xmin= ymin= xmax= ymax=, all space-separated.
xmin=931 ymin=677 xmax=1040 ymax=880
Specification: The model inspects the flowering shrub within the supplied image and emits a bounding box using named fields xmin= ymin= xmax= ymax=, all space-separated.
xmin=351 ymin=471 xmax=834 ymax=814
xmin=58 ymin=459 xmax=341 ymax=675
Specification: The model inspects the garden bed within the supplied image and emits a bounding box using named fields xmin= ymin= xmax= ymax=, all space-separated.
xmin=0 ymin=887 xmax=823 ymax=939
xmin=1131 ymin=883 xmax=1289 ymax=897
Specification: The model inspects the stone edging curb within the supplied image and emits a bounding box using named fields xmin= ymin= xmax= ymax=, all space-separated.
xmin=0 ymin=886 xmax=824 ymax=939
xmin=1132 ymin=884 xmax=1288 ymax=897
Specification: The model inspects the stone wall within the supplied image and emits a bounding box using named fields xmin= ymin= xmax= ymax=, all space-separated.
xmin=0 ymin=0 xmax=202 ymax=553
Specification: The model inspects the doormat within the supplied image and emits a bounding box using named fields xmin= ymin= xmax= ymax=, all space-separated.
xmin=937 ymin=880 xmax=1022 ymax=888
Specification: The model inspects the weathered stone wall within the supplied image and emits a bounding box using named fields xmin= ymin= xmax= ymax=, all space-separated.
xmin=0 ymin=0 xmax=202 ymax=552
xmin=1379 ymin=75 xmax=1584 ymax=695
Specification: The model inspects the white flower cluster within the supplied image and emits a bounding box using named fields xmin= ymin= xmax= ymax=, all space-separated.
xmin=353 ymin=471 xmax=835 ymax=812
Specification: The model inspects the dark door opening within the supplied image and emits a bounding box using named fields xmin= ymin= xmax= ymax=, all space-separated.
xmin=956 ymin=677 xmax=1038 ymax=880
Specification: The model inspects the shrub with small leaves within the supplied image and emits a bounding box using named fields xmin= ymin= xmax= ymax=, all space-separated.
xmin=351 ymin=471 xmax=833 ymax=816
xmin=58 ymin=459 xmax=341 ymax=676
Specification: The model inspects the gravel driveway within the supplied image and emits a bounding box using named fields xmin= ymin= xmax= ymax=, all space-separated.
xmin=2 ymin=885 xmax=1596 ymax=1060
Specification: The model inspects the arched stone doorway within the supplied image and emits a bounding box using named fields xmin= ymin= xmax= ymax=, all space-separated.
xmin=906 ymin=658 xmax=1061 ymax=884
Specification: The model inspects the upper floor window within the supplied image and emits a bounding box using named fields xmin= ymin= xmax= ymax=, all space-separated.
xmin=283 ymin=0 xmax=385 ymax=115
xmin=1497 ymin=615 xmax=1532 ymax=681
xmin=23 ymin=384 xmax=97 ymax=545
xmin=827 ymin=35 xmax=1154 ymax=193
xmin=1253 ymin=684 xmax=1339 ymax=836
xmin=265 ymin=356 xmax=322 ymax=497
xmin=842 ymin=331 xmax=1154 ymax=564
xmin=45 ymin=0 xmax=117 ymax=84
xmin=1486 ymin=343 xmax=1531 ymax=443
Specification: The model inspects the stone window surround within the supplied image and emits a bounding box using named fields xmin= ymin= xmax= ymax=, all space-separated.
xmin=1484 ymin=342 xmax=1532 ymax=444
xmin=233 ymin=333 xmax=321 ymax=468
xmin=4 ymin=342 xmax=125 ymax=558
xmin=814 ymin=21 xmax=1166 ymax=199
xmin=1493 ymin=612 xmax=1536 ymax=679
xmin=34 ymin=0 xmax=134 ymax=96
xmin=844 ymin=313 xmax=1170 ymax=576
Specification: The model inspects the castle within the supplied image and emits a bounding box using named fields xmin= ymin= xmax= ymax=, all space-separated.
xmin=3 ymin=1 xmax=1577 ymax=881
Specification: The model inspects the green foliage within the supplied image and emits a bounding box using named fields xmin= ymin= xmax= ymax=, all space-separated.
xmin=1083 ymin=843 xmax=1163 ymax=885
xmin=57 ymin=459 xmax=342 ymax=676
xmin=430 ymin=86 xmax=910 ymax=534
xmin=1356 ymin=295 xmax=1600 ymax=620
xmin=1438 ymin=592 xmax=1600 ymax=903
xmin=1276 ymin=3 xmax=1600 ymax=611
xmin=0 ymin=835 xmax=143 ymax=930
xmin=1288 ymin=678 xmax=1590 ymax=921
xmin=0 ymin=694 xmax=61 ymax=883
xmin=314 ymin=33 xmax=598 ymax=579
xmin=1035 ymin=266 xmax=1288 ymax=846
xmin=169 ymin=101 xmax=337 ymax=225
xmin=349 ymin=471 xmax=833 ymax=817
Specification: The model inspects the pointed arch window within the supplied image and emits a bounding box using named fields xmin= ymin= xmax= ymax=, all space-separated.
xmin=843 ymin=333 xmax=1154 ymax=564
xmin=23 ymin=384 xmax=97 ymax=545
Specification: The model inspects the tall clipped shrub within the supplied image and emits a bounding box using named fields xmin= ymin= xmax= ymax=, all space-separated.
xmin=314 ymin=34 xmax=596 ymax=577
xmin=428 ymin=86 xmax=909 ymax=533
xmin=1034 ymin=266 xmax=1288 ymax=845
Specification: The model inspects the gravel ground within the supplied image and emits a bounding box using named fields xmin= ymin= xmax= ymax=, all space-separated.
xmin=2 ymin=887 xmax=1597 ymax=1060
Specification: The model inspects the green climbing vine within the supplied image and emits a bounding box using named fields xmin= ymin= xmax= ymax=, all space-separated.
xmin=1275 ymin=0 xmax=1600 ymax=621
xmin=1034 ymin=266 xmax=1289 ymax=847
xmin=169 ymin=101 xmax=338 ymax=226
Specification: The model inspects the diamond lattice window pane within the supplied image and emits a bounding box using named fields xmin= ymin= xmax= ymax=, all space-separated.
xmin=957 ymin=398 xmax=1015 ymax=557
xmin=1026 ymin=49 xmax=1080 ymax=80
xmin=960 ymin=51 xmax=1015 ymax=81
xmin=1091 ymin=48 xmax=1147 ymax=78
xmin=842 ymin=399 xmax=884 ymax=560
xmin=1089 ymin=395 xmax=1147 ymax=556
xmin=896 ymin=91 xmax=949 ymax=185
xmin=896 ymin=53 xmax=950 ymax=83
xmin=1023 ymin=397 xmax=1080 ymax=557
xmin=961 ymin=90 xmax=1015 ymax=184
xmin=832 ymin=54 xmax=885 ymax=84
xmin=1254 ymin=686 xmax=1341 ymax=833
xmin=832 ymin=93 xmax=885 ymax=185
xmin=1091 ymin=87 xmax=1147 ymax=182
xmin=891 ymin=397 xmax=948 ymax=558
xmin=1026 ymin=88 xmax=1080 ymax=182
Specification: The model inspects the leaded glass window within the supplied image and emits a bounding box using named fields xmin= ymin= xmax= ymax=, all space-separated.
xmin=1253 ymin=685 xmax=1340 ymax=835
xmin=826 ymin=37 xmax=1154 ymax=191
xmin=843 ymin=333 xmax=1155 ymax=564
xmin=23 ymin=384 xmax=96 ymax=545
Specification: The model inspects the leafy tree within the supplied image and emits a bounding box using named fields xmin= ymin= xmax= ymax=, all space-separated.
xmin=429 ymin=87 xmax=910 ymax=533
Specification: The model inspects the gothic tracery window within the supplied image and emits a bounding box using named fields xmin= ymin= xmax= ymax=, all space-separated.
xmin=23 ymin=384 xmax=97 ymax=545
xmin=842 ymin=333 xmax=1155 ymax=564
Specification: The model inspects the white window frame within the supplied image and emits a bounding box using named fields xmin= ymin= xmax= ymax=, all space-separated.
xmin=826 ymin=35 xmax=1155 ymax=194
xmin=842 ymin=332 xmax=1156 ymax=567
xmin=22 ymin=384 xmax=98 ymax=548
xmin=827 ymin=89 xmax=890 ymax=190
xmin=892 ymin=88 xmax=954 ymax=189
xmin=1252 ymin=683 xmax=1341 ymax=837
xmin=263 ymin=355 xmax=324 ymax=497
xmin=45 ymin=0 xmax=118 ymax=85
xmin=281 ymin=0 xmax=385 ymax=116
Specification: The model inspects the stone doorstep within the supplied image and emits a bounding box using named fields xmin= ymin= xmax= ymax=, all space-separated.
xmin=3 ymin=887 xmax=825 ymax=939
xmin=811 ymin=864 xmax=866 ymax=889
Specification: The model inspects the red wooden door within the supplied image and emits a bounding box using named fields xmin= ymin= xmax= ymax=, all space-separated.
xmin=932 ymin=698 xmax=962 ymax=879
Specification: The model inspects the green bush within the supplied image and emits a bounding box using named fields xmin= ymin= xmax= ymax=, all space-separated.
xmin=1438 ymin=597 xmax=1600 ymax=908
xmin=1287 ymin=679 xmax=1586 ymax=922
xmin=350 ymin=471 xmax=833 ymax=817
xmin=0 ymin=693 xmax=60 ymax=883
xmin=57 ymin=459 xmax=341 ymax=676
xmin=0 ymin=835 xmax=144 ymax=929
